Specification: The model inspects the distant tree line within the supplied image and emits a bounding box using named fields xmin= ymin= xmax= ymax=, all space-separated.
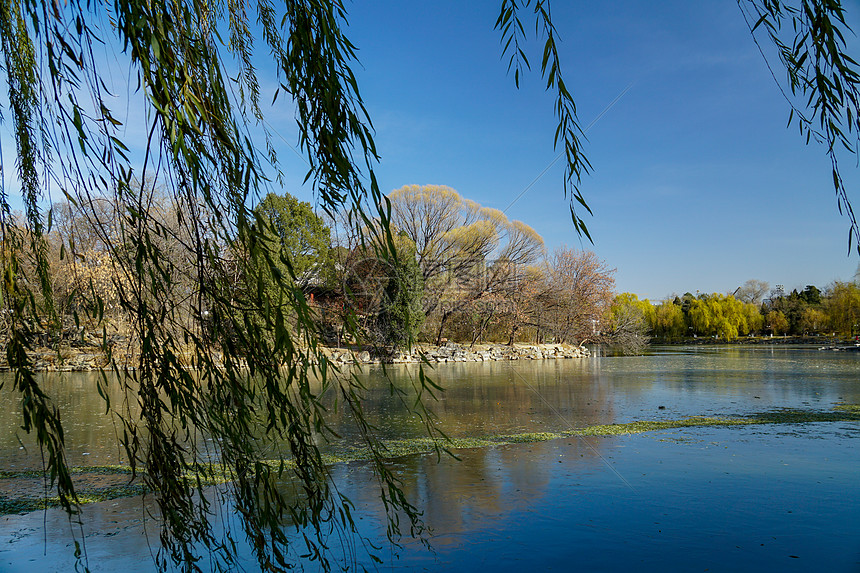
xmin=612 ymin=279 xmax=860 ymax=342
xmin=23 ymin=188 xmax=858 ymax=355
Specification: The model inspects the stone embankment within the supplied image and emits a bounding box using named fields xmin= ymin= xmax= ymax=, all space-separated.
xmin=1 ymin=341 xmax=589 ymax=372
xmin=324 ymin=341 xmax=589 ymax=366
xmin=0 ymin=330 xmax=134 ymax=372
xmin=0 ymin=344 xmax=131 ymax=373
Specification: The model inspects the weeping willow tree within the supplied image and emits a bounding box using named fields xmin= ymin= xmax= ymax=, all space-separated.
xmin=0 ymin=1 xmax=434 ymax=570
xmin=0 ymin=0 xmax=858 ymax=571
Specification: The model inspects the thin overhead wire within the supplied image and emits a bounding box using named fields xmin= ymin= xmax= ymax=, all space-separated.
xmin=503 ymin=81 xmax=635 ymax=214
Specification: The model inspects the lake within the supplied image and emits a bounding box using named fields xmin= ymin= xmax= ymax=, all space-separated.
xmin=1 ymin=345 xmax=859 ymax=571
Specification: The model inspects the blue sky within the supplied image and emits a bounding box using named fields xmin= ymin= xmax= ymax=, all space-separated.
xmin=2 ymin=1 xmax=858 ymax=301
xmin=311 ymin=0 xmax=859 ymax=300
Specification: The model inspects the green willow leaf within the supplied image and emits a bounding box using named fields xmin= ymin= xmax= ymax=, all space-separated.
xmin=0 ymin=1 xmax=438 ymax=571
xmin=742 ymin=0 xmax=860 ymax=251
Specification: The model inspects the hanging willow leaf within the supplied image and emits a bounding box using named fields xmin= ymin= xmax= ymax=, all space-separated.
xmin=0 ymin=1 xmax=435 ymax=571
xmin=495 ymin=0 xmax=593 ymax=242
xmin=741 ymin=0 xmax=860 ymax=255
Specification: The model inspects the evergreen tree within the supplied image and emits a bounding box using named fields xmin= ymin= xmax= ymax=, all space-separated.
xmin=379 ymin=244 xmax=425 ymax=349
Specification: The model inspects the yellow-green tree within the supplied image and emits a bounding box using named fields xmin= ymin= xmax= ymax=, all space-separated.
xmin=654 ymin=300 xmax=687 ymax=340
xmin=800 ymin=307 xmax=829 ymax=334
xmin=689 ymin=294 xmax=750 ymax=340
xmin=688 ymin=297 xmax=712 ymax=336
xmin=743 ymin=302 xmax=765 ymax=335
xmin=609 ymin=294 xmax=655 ymax=331
xmin=824 ymin=281 xmax=860 ymax=335
xmin=767 ymin=310 xmax=790 ymax=335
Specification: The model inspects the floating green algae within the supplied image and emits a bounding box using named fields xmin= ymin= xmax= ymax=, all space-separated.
xmin=0 ymin=481 xmax=149 ymax=515
xmin=572 ymin=416 xmax=750 ymax=436
xmin=3 ymin=405 xmax=857 ymax=515
xmin=834 ymin=403 xmax=860 ymax=415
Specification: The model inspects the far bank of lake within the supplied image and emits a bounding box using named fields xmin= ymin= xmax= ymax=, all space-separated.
xmin=0 ymin=341 xmax=590 ymax=372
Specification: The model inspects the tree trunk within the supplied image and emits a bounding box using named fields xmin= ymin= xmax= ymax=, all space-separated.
xmin=436 ymin=311 xmax=451 ymax=345
xmin=507 ymin=323 xmax=519 ymax=346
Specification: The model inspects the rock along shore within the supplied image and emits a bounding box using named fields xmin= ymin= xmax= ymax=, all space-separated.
xmin=0 ymin=341 xmax=589 ymax=372
xmin=323 ymin=341 xmax=590 ymax=366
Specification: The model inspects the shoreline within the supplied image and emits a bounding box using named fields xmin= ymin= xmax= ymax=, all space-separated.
xmin=322 ymin=341 xmax=589 ymax=366
xmin=4 ymin=335 xmax=857 ymax=372
xmin=0 ymin=341 xmax=591 ymax=372
xmin=650 ymin=334 xmax=859 ymax=347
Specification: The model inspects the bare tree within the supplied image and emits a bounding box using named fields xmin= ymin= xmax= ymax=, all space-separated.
xmin=606 ymin=298 xmax=650 ymax=355
xmin=536 ymin=247 xmax=616 ymax=344
xmin=388 ymin=185 xmax=544 ymax=343
xmin=735 ymin=279 xmax=770 ymax=305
